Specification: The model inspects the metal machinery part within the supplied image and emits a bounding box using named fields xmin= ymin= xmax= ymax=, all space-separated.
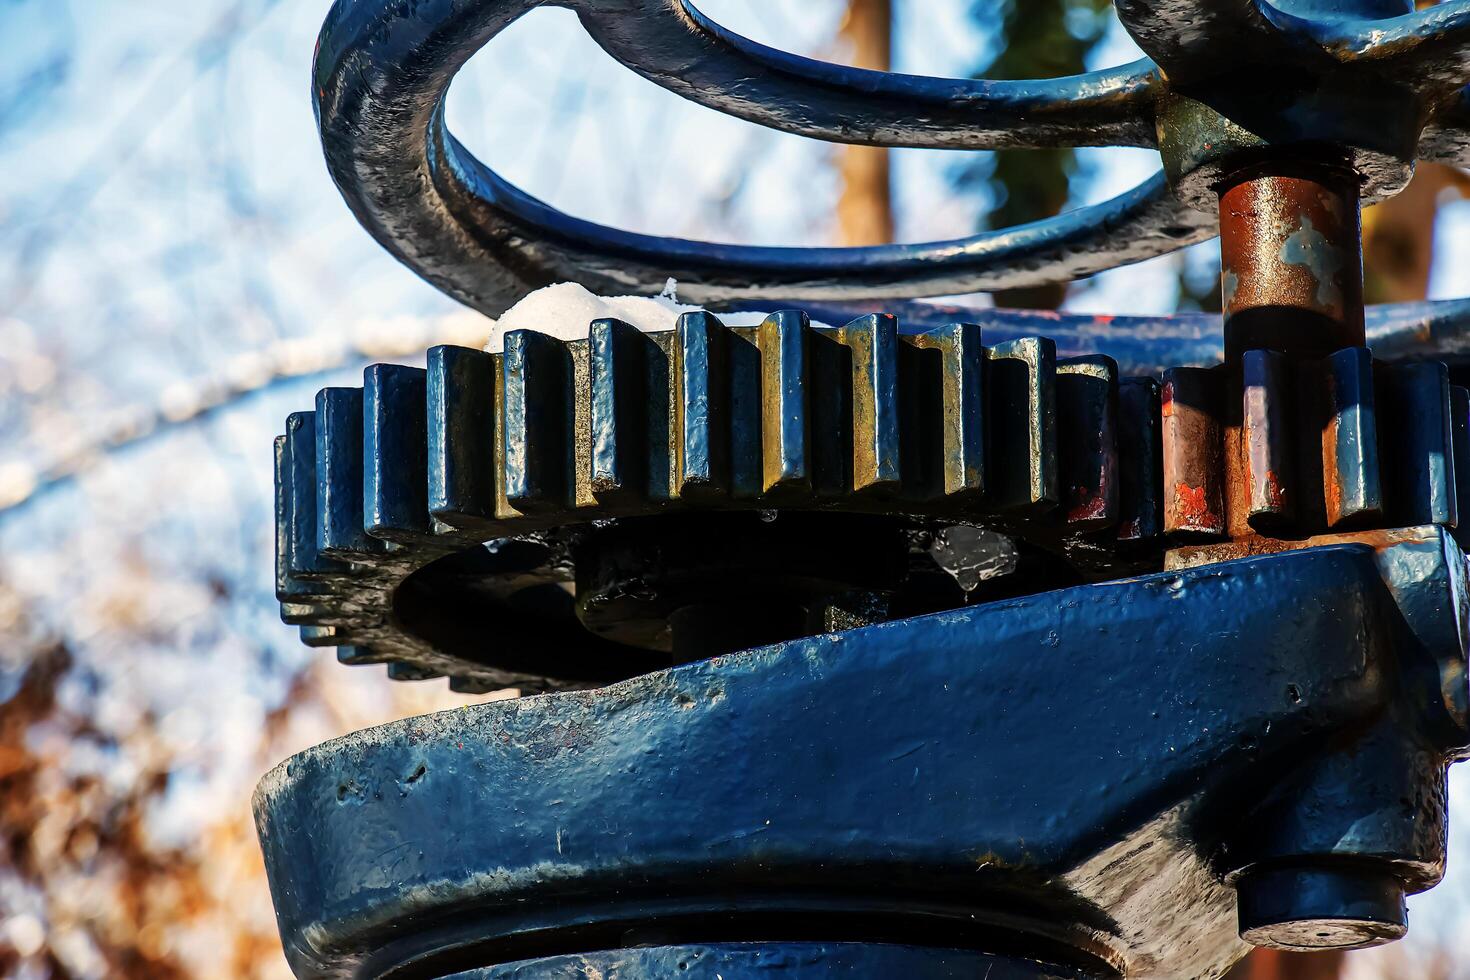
xmin=257 ymin=0 xmax=1470 ymax=977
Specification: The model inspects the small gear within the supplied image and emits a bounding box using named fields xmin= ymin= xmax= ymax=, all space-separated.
xmin=275 ymin=310 xmax=1470 ymax=692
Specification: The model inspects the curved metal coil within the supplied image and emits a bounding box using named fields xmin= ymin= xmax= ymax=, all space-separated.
xmin=314 ymin=0 xmax=1470 ymax=318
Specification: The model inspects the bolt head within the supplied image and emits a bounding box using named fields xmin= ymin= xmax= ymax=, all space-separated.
xmin=1237 ymin=866 xmax=1407 ymax=952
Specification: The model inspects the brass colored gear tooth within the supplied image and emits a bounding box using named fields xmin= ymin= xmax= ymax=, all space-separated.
xmin=758 ymin=310 xmax=812 ymax=498
xmin=898 ymin=321 xmax=985 ymax=502
xmin=810 ymin=313 xmax=902 ymax=497
xmin=984 ymin=336 xmax=1058 ymax=512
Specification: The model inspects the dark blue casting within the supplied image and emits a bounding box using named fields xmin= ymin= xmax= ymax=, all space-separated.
xmin=258 ymin=530 xmax=1470 ymax=979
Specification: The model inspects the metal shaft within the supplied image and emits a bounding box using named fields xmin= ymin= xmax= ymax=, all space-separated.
xmin=1219 ymin=165 xmax=1366 ymax=361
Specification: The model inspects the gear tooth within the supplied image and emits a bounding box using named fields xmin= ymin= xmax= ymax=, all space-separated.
xmin=364 ymin=363 xmax=430 ymax=542
xmin=758 ymin=311 xmax=812 ymax=497
xmin=315 ymin=387 xmax=378 ymax=558
xmin=276 ymin=434 xmax=323 ymax=605
xmin=502 ymin=329 xmax=573 ymax=512
xmin=274 ymin=434 xmax=292 ymax=595
xmin=589 ymin=318 xmax=652 ymax=504
xmin=449 ymin=675 xmax=505 ymax=695
xmin=674 ymin=311 xmax=730 ymax=499
xmin=1377 ymin=361 xmax=1457 ymax=529
xmin=1323 ymin=347 xmax=1382 ymax=528
xmin=299 ymin=625 xmax=338 ymax=648
xmin=1241 ymin=349 xmax=1297 ymax=533
xmin=427 ymin=345 xmax=498 ymax=529
xmin=337 ymin=646 xmax=381 ymax=666
xmin=285 ymin=411 xmax=346 ymax=580
xmin=1161 ymin=366 xmax=1226 ymax=538
xmin=843 ymin=314 xmax=902 ymax=495
xmin=1057 ymin=355 xmax=1119 ymax=530
xmin=899 ymin=322 xmax=985 ymax=501
xmin=1116 ymin=377 xmax=1163 ymax=543
xmin=1452 ymin=386 xmax=1470 ymax=550
xmin=387 ymin=662 xmax=442 ymax=681
xmin=567 ymin=335 xmax=596 ymax=510
xmin=984 ymin=337 xmax=1057 ymax=512
xmin=280 ymin=602 xmax=323 ymax=626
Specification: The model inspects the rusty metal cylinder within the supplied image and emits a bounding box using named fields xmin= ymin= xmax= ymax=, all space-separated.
xmin=1219 ymin=166 xmax=1366 ymax=362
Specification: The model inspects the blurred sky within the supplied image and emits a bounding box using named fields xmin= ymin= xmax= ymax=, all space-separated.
xmin=2 ymin=1 xmax=1470 ymax=976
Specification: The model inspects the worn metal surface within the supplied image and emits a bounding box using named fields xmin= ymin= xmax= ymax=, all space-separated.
xmin=311 ymin=0 xmax=1470 ymax=317
xmin=275 ymin=311 xmax=1470 ymax=689
xmin=313 ymin=0 xmax=1193 ymax=316
xmin=1219 ymin=168 xmax=1366 ymax=359
xmin=256 ymin=531 xmax=1470 ymax=978
xmin=1155 ymin=350 xmax=1467 ymax=544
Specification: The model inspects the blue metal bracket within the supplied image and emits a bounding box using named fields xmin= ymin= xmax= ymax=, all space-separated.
xmin=258 ymin=528 xmax=1470 ymax=977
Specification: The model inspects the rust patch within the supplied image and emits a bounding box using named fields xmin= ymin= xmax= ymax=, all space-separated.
xmin=1068 ymin=488 xmax=1110 ymax=524
xmin=1173 ymin=482 xmax=1220 ymax=530
xmin=1261 ymin=469 xmax=1286 ymax=510
xmin=1218 ymin=168 xmax=1365 ymax=360
xmin=1166 ymin=526 xmax=1437 ymax=571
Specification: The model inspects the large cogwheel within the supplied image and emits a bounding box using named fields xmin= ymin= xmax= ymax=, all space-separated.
xmin=276 ymin=310 xmax=1470 ymax=692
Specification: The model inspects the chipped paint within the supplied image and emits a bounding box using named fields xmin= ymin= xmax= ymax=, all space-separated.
xmin=1173 ymin=481 xmax=1220 ymax=530
xmin=1280 ymin=216 xmax=1346 ymax=313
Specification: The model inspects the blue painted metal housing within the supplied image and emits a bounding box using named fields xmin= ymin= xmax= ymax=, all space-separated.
xmin=257 ymin=529 xmax=1470 ymax=978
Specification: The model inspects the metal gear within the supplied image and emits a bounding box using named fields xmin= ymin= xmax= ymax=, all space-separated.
xmin=275 ymin=310 xmax=1470 ymax=692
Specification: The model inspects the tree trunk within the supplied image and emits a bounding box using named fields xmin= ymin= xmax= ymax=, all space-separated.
xmin=835 ymin=0 xmax=893 ymax=246
xmin=1363 ymin=163 xmax=1468 ymax=304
